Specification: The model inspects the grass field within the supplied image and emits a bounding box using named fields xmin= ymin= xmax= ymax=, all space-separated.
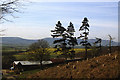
xmin=13 ymin=48 xmax=92 ymax=61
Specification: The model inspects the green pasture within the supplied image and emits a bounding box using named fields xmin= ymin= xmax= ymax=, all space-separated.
xmin=13 ymin=54 xmax=28 ymax=61
xmin=13 ymin=48 xmax=92 ymax=61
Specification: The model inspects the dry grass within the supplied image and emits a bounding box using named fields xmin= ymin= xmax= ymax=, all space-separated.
xmin=28 ymin=51 xmax=119 ymax=79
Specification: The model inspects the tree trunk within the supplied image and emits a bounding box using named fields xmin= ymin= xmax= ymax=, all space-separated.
xmin=109 ymin=40 xmax=111 ymax=53
xmin=85 ymin=45 xmax=87 ymax=60
xmin=85 ymin=29 xmax=87 ymax=60
xmin=40 ymin=59 xmax=43 ymax=70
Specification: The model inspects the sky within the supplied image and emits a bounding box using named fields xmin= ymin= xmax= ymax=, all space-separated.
xmin=28 ymin=0 xmax=119 ymax=2
xmin=1 ymin=1 xmax=118 ymax=42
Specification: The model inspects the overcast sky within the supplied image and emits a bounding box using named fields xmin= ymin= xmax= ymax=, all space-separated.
xmin=1 ymin=1 xmax=118 ymax=41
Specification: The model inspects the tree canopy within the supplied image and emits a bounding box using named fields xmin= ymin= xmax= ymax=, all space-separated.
xmin=28 ymin=39 xmax=50 ymax=69
xmin=29 ymin=39 xmax=49 ymax=51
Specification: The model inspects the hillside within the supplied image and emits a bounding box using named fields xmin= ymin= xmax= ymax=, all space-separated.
xmin=28 ymin=51 xmax=119 ymax=79
xmin=2 ymin=37 xmax=37 ymax=47
xmin=2 ymin=37 xmax=118 ymax=48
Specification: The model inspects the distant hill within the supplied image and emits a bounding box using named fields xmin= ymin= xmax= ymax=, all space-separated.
xmin=2 ymin=37 xmax=37 ymax=47
xmin=44 ymin=38 xmax=118 ymax=47
xmin=2 ymin=37 xmax=118 ymax=48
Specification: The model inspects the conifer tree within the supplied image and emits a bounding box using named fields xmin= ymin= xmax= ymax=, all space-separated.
xmin=51 ymin=21 xmax=78 ymax=60
xmin=93 ymin=37 xmax=102 ymax=56
xmin=78 ymin=17 xmax=91 ymax=59
xmin=51 ymin=21 xmax=68 ymax=59
xmin=67 ymin=22 xmax=78 ymax=59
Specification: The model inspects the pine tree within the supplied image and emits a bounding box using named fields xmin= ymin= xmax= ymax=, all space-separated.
xmin=67 ymin=22 xmax=78 ymax=59
xmin=78 ymin=17 xmax=91 ymax=59
xmin=51 ymin=21 xmax=68 ymax=59
xmin=51 ymin=21 xmax=78 ymax=60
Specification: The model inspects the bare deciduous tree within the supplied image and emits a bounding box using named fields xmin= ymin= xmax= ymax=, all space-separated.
xmin=108 ymin=35 xmax=115 ymax=53
xmin=0 ymin=0 xmax=26 ymax=36
xmin=0 ymin=0 xmax=23 ymax=22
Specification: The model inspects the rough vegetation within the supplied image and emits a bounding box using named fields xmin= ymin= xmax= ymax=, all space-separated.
xmin=27 ymin=51 xmax=119 ymax=79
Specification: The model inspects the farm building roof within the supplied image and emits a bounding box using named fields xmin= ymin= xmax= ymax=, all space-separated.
xmin=13 ymin=61 xmax=52 ymax=65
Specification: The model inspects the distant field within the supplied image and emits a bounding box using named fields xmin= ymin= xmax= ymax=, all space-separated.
xmin=13 ymin=54 xmax=28 ymax=60
xmin=2 ymin=47 xmax=92 ymax=61
xmin=20 ymin=48 xmax=91 ymax=55
xmin=13 ymin=48 xmax=91 ymax=61
xmin=2 ymin=45 xmax=27 ymax=52
xmin=2 ymin=50 xmax=26 ymax=56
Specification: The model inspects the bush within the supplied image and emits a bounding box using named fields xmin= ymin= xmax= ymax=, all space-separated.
xmin=2 ymin=55 xmax=16 ymax=69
